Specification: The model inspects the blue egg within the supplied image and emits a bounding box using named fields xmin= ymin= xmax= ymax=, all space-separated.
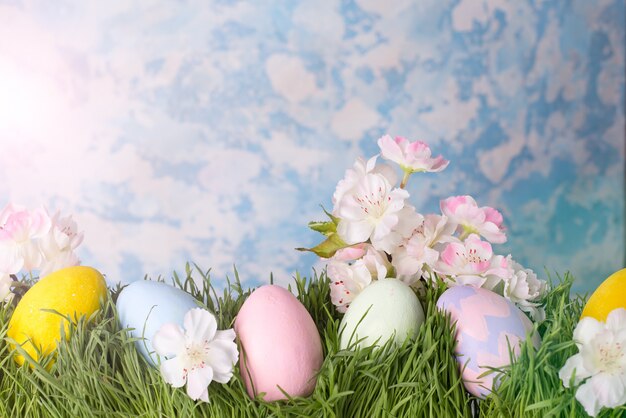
xmin=116 ymin=280 xmax=199 ymax=366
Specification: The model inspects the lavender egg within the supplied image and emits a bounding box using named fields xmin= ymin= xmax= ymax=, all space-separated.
xmin=437 ymin=286 xmax=540 ymax=398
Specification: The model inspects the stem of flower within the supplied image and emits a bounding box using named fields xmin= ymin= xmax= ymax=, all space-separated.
xmin=400 ymin=171 xmax=412 ymax=189
xmin=458 ymin=229 xmax=470 ymax=241
xmin=10 ymin=281 xmax=30 ymax=289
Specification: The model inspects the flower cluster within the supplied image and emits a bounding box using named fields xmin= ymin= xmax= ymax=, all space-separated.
xmin=303 ymin=135 xmax=546 ymax=320
xmin=0 ymin=203 xmax=83 ymax=300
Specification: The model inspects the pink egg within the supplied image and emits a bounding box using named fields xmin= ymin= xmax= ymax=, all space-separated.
xmin=234 ymin=285 xmax=323 ymax=401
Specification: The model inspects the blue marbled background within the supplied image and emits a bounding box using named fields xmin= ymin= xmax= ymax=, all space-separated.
xmin=0 ymin=0 xmax=623 ymax=292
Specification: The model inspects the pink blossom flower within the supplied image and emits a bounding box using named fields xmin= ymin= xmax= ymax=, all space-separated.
xmin=335 ymin=172 xmax=409 ymax=246
xmin=434 ymin=234 xmax=510 ymax=289
xmin=440 ymin=195 xmax=507 ymax=244
xmin=0 ymin=204 xmax=51 ymax=273
xmin=377 ymin=135 xmax=449 ymax=174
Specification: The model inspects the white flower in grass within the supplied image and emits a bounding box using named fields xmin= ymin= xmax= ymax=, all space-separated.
xmin=559 ymin=308 xmax=626 ymax=417
xmin=153 ymin=308 xmax=238 ymax=402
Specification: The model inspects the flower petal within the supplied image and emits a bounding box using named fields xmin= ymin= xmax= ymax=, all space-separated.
xmin=576 ymin=380 xmax=602 ymax=417
xmin=377 ymin=134 xmax=404 ymax=165
xmin=186 ymin=366 xmax=214 ymax=401
xmin=573 ymin=317 xmax=604 ymax=347
xmin=199 ymin=388 xmax=210 ymax=403
xmin=207 ymin=338 xmax=239 ymax=384
xmin=160 ymin=357 xmax=187 ymax=388
xmin=590 ymin=373 xmax=626 ymax=410
xmin=605 ymin=308 xmax=626 ymax=332
xmin=559 ymin=354 xmax=590 ymax=387
xmin=0 ymin=242 xmax=23 ymax=274
xmin=184 ymin=308 xmax=217 ymax=344
xmin=213 ymin=329 xmax=236 ymax=342
xmin=337 ymin=218 xmax=373 ymax=245
xmin=153 ymin=323 xmax=185 ymax=357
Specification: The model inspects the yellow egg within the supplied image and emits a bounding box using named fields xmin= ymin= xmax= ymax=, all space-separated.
xmin=7 ymin=266 xmax=108 ymax=366
xmin=582 ymin=268 xmax=626 ymax=321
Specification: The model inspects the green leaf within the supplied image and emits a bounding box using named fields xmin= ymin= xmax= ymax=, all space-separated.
xmin=321 ymin=205 xmax=340 ymax=225
xmin=308 ymin=220 xmax=337 ymax=236
xmin=296 ymin=233 xmax=349 ymax=258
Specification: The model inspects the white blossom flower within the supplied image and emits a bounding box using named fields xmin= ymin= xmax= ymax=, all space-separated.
xmin=370 ymin=205 xmax=423 ymax=253
xmin=328 ymin=246 xmax=389 ymax=312
xmin=559 ymin=308 xmax=626 ymax=417
xmin=502 ymin=258 xmax=547 ymax=322
xmin=332 ymin=156 xmax=397 ymax=213
xmin=335 ymin=173 xmax=409 ymax=246
xmin=39 ymin=211 xmax=84 ymax=276
xmin=392 ymin=214 xmax=457 ymax=285
xmin=153 ymin=308 xmax=239 ymax=402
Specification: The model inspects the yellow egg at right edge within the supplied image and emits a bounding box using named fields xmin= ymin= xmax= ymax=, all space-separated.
xmin=7 ymin=266 xmax=108 ymax=366
xmin=582 ymin=268 xmax=626 ymax=321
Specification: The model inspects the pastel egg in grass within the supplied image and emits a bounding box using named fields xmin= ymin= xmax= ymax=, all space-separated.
xmin=235 ymin=285 xmax=323 ymax=401
xmin=437 ymin=286 xmax=541 ymax=398
xmin=116 ymin=280 xmax=200 ymax=366
xmin=582 ymin=267 xmax=626 ymax=321
xmin=7 ymin=266 xmax=108 ymax=366
xmin=339 ymin=278 xmax=425 ymax=350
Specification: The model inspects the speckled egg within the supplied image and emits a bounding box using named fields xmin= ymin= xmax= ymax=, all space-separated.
xmin=582 ymin=268 xmax=626 ymax=321
xmin=437 ymin=286 xmax=541 ymax=398
xmin=234 ymin=285 xmax=323 ymax=401
xmin=7 ymin=266 xmax=108 ymax=366
xmin=116 ymin=280 xmax=200 ymax=366
xmin=339 ymin=279 xmax=425 ymax=350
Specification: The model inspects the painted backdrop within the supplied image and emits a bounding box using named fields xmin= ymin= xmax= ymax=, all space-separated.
xmin=0 ymin=0 xmax=624 ymax=293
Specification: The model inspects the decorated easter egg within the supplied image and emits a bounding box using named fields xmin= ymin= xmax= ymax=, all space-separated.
xmin=234 ymin=285 xmax=323 ymax=401
xmin=437 ymin=286 xmax=540 ymax=398
xmin=8 ymin=266 xmax=108 ymax=365
xmin=116 ymin=280 xmax=199 ymax=366
xmin=582 ymin=268 xmax=626 ymax=321
xmin=339 ymin=279 xmax=425 ymax=350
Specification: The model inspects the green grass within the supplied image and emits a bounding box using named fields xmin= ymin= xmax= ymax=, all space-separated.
xmin=0 ymin=266 xmax=620 ymax=417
